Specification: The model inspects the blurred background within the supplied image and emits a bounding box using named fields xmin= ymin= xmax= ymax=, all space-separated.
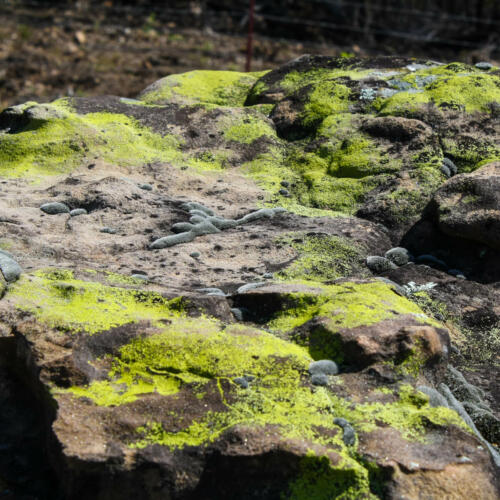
xmin=1 ymin=0 xmax=499 ymax=108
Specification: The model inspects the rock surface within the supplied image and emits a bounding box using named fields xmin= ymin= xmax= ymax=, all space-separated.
xmin=0 ymin=55 xmax=499 ymax=499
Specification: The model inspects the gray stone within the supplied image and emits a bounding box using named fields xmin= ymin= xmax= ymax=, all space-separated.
xmin=40 ymin=202 xmax=70 ymax=215
xmin=279 ymin=188 xmax=290 ymax=196
xmin=311 ymin=373 xmax=328 ymax=386
xmin=442 ymin=157 xmax=458 ymax=175
xmin=0 ymin=252 xmax=22 ymax=282
xmin=385 ymin=247 xmax=410 ymax=266
xmin=334 ymin=418 xmax=356 ymax=446
xmin=138 ymin=183 xmax=153 ymax=191
xmin=231 ymin=308 xmax=244 ymax=321
xmin=131 ymin=274 xmax=148 ymax=280
xmin=181 ymin=202 xmax=214 ymax=216
xmin=100 ymin=227 xmax=117 ymax=234
xmin=440 ymin=164 xmax=451 ymax=178
xmin=308 ymin=360 xmax=338 ymax=376
xmin=197 ymin=287 xmax=226 ymax=296
xmin=70 ymin=209 xmax=87 ymax=217
xmin=280 ymin=180 xmax=290 ymax=188
xmin=475 ymin=62 xmax=493 ymax=70
xmin=233 ymin=377 xmax=249 ymax=389
xmin=237 ymin=282 xmax=267 ymax=294
xmin=189 ymin=251 xmax=200 ymax=259
xmin=366 ymin=255 xmax=397 ymax=273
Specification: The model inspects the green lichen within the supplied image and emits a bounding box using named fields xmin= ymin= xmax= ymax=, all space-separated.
xmin=275 ymin=233 xmax=368 ymax=282
xmin=6 ymin=269 xmax=186 ymax=335
xmin=375 ymin=64 xmax=500 ymax=115
xmin=0 ymin=102 xmax=182 ymax=179
xmin=223 ymin=113 xmax=276 ymax=144
xmin=139 ymin=70 xmax=268 ymax=107
xmin=302 ymin=81 xmax=351 ymax=126
xmin=267 ymin=281 xmax=435 ymax=340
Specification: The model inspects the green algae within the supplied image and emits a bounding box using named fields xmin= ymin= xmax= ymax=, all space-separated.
xmin=375 ymin=64 xmax=500 ymax=115
xmin=6 ymin=269 xmax=186 ymax=335
xmin=275 ymin=233 xmax=368 ymax=283
xmin=139 ymin=70 xmax=268 ymax=107
xmin=223 ymin=113 xmax=276 ymax=144
xmin=267 ymin=281 xmax=434 ymax=338
xmin=0 ymin=102 xmax=182 ymax=179
xmin=302 ymin=81 xmax=351 ymax=126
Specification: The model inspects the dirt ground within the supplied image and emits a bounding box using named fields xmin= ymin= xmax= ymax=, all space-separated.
xmin=1 ymin=2 xmax=498 ymax=109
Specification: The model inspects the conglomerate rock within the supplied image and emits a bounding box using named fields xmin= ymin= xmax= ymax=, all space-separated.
xmin=0 ymin=55 xmax=498 ymax=499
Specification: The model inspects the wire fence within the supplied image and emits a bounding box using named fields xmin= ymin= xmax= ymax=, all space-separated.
xmin=1 ymin=0 xmax=499 ymax=52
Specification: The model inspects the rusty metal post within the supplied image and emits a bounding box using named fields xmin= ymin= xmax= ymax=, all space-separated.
xmin=245 ymin=0 xmax=255 ymax=72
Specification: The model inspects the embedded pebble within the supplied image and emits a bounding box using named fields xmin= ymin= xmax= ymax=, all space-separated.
xmin=70 ymin=208 xmax=87 ymax=217
xmin=231 ymin=308 xmax=244 ymax=321
xmin=40 ymin=202 xmax=70 ymax=215
xmin=309 ymin=360 xmax=338 ymax=376
xmin=233 ymin=377 xmax=249 ymax=389
xmin=333 ymin=418 xmax=356 ymax=446
xmin=280 ymin=180 xmax=290 ymax=188
xmin=100 ymin=227 xmax=117 ymax=234
xmin=475 ymin=61 xmax=492 ymax=70
xmin=279 ymin=188 xmax=290 ymax=196
xmin=440 ymin=164 xmax=451 ymax=178
xmin=237 ymin=282 xmax=267 ymax=294
xmin=366 ymin=255 xmax=397 ymax=273
xmin=181 ymin=202 xmax=214 ymax=216
xmin=138 ymin=183 xmax=153 ymax=191
xmin=197 ymin=287 xmax=226 ymax=296
xmin=131 ymin=274 xmax=148 ymax=281
xmin=385 ymin=247 xmax=410 ymax=266
xmin=262 ymin=272 xmax=273 ymax=279
xmin=189 ymin=251 xmax=201 ymax=259
xmin=0 ymin=252 xmax=22 ymax=282
xmin=442 ymin=157 xmax=458 ymax=175
xmin=311 ymin=373 xmax=328 ymax=386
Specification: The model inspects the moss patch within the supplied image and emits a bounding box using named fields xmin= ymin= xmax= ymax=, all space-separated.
xmin=0 ymin=102 xmax=182 ymax=179
xmin=139 ymin=70 xmax=268 ymax=107
xmin=275 ymin=233 xmax=368 ymax=282
xmin=6 ymin=269 xmax=186 ymax=335
xmin=267 ymin=281 xmax=434 ymax=337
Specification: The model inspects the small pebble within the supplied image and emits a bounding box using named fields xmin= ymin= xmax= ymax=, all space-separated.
xmin=40 ymin=202 xmax=70 ymax=215
xmin=311 ymin=373 xmax=328 ymax=386
xmin=366 ymin=255 xmax=397 ymax=273
xmin=440 ymin=164 xmax=451 ymax=178
xmin=233 ymin=377 xmax=249 ymax=389
xmin=279 ymin=188 xmax=290 ymax=196
xmin=138 ymin=183 xmax=153 ymax=191
xmin=333 ymin=418 xmax=356 ymax=446
xmin=442 ymin=157 xmax=458 ymax=175
xmin=131 ymin=274 xmax=148 ymax=280
xmin=0 ymin=252 xmax=22 ymax=282
xmin=100 ymin=227 xmax=117 ymax=234
xmin=237 ymin=282 xmax=267 ymax=294
xmin=309 ymin=360 xmax=338 ymax=376
xmin=189 ymin=251 xmax=201 ymax=259
xmin=231 ymin=308 xmax=244 ymax=321
xmin=475 ymin=61 xmax=492 ymax=70
xmin=385 ymin=247 xmax=410 ymax=266
xmin=262 ymin=272 xmax=273 ymax=279
xmin=70 ymin=208 xmax=87 ymax=217
xmin=280 ymin=180 xmax=290 ymax=188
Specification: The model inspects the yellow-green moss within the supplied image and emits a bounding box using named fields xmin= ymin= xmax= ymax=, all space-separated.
xmin=375 ymin=64 xmax=500 ymax=115
xmin=139 ymin=70 xmax=268 ymax=107
xmin=223 ymin=113 xmax=276 ymax=144
xmin=266 ymin=281 xmax=436 ymax=338
xmin=275 ymin=233 xmax=368 ymax=282
xmin=6 ymin=269 xmax=186 ymax=334
xmin=0 ymin=103 xmax=182 ymax=179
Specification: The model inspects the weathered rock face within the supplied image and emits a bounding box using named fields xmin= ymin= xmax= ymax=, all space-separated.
xmin=0 ymin=56 xmax=499 ymax=499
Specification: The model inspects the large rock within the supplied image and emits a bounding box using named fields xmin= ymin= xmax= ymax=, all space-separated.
xmin=432 ymin=162 xmax=500 ymax=249
xmin=0 ymin=56 xmax=499 ymax=498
